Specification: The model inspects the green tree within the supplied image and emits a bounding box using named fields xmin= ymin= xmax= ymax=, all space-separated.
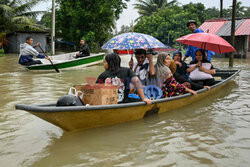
xmin=205 ymin=7 xmax=220 ymax=19
xmin=134 ymin=2 xmax=212 ymax=47
xmin=37 ymin=12 xmax=52 ymax=29
xmin=234 ymin=1 xmax=246 ymax=17
xmin=182 ymin=2 xmax=207 ymax=24
xmin=118 ymin=25 xmax=132 ymax=34
xmin=243 ymin=6 xmax=250 ymax=17
xmin=55 ymin=0 xmax=129 ymax=51
xmin=0 ymin=0 xmax=46 ymax=33
xmin=133 ymin=0 xmax=177 ymax=18
xmin=226 ymin=1 xmax=246 ymax=18
xmin=134 ymin=5 xmax=196 ymax=46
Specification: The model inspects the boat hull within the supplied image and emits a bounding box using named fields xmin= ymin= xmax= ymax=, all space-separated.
xmin=26 ymin=52 xmax=105 ymax=71
xmin=16 ymin=70 xmax=240 ymax=131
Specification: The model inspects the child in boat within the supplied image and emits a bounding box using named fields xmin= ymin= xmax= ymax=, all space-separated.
xmin=187 ymin=49 xmax=216 ymax=86
xmin=151 ymin=52 xmax=197 ymax=97
xmin=96 ymin=53 xmax=152 ymax=104
xmin=19 ymin=36 xmax=50 ymax=66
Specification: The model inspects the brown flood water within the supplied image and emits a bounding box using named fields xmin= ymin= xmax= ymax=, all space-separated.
xmin=0 ymin=54 xmax=250 ymax=167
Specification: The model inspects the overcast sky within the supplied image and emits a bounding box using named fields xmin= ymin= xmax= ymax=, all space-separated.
xmin=34 ymin=0 xmax=250 ymax=31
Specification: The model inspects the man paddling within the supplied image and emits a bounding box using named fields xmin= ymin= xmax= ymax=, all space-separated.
xmin=19 ymin=36 xmax=50 ymax=66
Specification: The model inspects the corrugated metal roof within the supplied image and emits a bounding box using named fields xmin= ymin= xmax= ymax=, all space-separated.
xmin=235 ymin=19 xmax=250 ymax=36
xmin=199 ymin=20 xmax=226 ymax=34
xmin=216 ymin=19 xmax=245 ymax=36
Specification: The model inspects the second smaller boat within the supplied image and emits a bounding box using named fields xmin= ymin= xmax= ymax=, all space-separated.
xmin=26 ymin=52 xmax=105 ymax=71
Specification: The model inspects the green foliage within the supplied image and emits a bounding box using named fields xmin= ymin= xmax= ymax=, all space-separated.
xmin=0 ymin=0 xmax=46 ymax=33
xmin=134 ymin=0 xmax=177 ymax=19
xmin=134 ymin=1 xmax=250 ymax=49
xmin=244 ymin=6 xmax=250 ymax=17
xmin=37 ymin=12 xmax=52 ymax=28
xmin=230 ymin=1 xmax=246 ymax=17
xmin=134 ymin=4 xmax=201 ymax=47
xmin=55 ymin=0 xmax=129 ymax=51
xmin=117 ymin=25 xmax=132 ymax=34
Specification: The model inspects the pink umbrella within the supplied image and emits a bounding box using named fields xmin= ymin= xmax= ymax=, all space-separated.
xmin=176 ymin=33 xmax=236 ymax=54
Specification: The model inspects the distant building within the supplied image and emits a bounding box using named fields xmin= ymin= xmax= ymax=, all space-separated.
xmin=200 ymin=18 xmax=250 ymax=59
xmin=6 ymin=30 xmax=49 ymax=54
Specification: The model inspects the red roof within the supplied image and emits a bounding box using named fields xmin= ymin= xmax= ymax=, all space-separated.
xmin=199 ymin=20 xmax=226 ymax=34
xmin=235 ymin=19 xmax=250 ymax=36
xmin=199 ymin=18 xmax=250 ymax=36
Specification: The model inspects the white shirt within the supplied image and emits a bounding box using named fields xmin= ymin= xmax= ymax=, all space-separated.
xmin=132 ymin=59 xmax=149 ymax=85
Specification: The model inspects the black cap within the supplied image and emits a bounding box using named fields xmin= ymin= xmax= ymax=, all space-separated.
xmin=187 ymin=20 xmax=198 ymax=27
xmin=135 ymin=49 xmax=146 ymax=55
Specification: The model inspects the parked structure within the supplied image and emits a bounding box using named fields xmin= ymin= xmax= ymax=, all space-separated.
xmin=200 ymin=18 xmax=250 ymax=59
xmin=6 ymin=30 xmax=49 ymax=54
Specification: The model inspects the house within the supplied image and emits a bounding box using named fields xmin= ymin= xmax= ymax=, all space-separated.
xmin=199 ymin=18 xmax=250 ymax=58
xmin=6 ymin=30 xmax=49 ymax=54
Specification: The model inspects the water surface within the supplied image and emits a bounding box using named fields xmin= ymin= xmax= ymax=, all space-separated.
xmin=0 ymin=54 xmax=249 ymax=167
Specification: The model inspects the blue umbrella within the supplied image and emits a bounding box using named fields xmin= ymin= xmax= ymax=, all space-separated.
xmin=102 ymin=32 xmax=166 ymax=50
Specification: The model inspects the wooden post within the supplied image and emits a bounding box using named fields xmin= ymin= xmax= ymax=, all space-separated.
xmin=229 ymin=0 xmax=236 ymax=67
xmin=51 ymin=0 xmax=56 ymax=56
xmin=220 ymin=0 xmax=223 ymax=18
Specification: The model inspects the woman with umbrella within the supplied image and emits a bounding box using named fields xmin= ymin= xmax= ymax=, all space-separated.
xmin=187 ymin=49 xmax=216 ymax=86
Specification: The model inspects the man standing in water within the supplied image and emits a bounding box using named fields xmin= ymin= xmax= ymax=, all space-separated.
xmin=183 ymin=20 xmax=215 ymax=62
xmin=75 ymin=39 xmax=90 ymax=58
xmin=19 ymin=36 xmax=50 ymax=66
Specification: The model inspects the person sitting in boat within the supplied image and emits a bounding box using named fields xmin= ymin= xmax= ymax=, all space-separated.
xmin=183 ymin=20 xmax=215 ymax=62
xmin=75 ymin=39 xmax=90 ymax=58
xmin=173 ymin=51 xmax=188 ymax=79
xmin=151 ymin=52 xmax=197 ymax=97
xmin=96 ymin=53 xmax=152 ymax=104
xmin=129 ymin=49 xmax=156 ymax=86
xmin=167 ymin=54 xmax=210 ymax=91
xmin=187 ymin=49 xmax=216 ymax=86
xmin=18 ymin=36 xmax=50 ymax=66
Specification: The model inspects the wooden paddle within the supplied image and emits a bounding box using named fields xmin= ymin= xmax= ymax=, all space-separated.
xmin=39 ymin=45 xmax=60 ymax=73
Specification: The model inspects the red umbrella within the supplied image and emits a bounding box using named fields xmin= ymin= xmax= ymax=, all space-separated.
xmin=176 ymin=33 xmax=236 ymax=54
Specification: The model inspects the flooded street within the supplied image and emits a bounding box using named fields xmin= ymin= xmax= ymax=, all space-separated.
xmin=0 ymin=54 xmax=250 ymax=167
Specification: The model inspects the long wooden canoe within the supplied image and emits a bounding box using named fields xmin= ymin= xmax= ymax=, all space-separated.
xmin=26 ymin=52 xmax=105 ymax=71
xmin=15 ymin=70 xmax=240 ymax=131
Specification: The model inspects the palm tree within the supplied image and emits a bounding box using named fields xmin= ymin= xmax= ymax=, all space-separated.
xmin=0 ymin=0 xmax=46 ymax=33
xmin=133 ymin=0 xmax=177 ymax=18
xmin=229 ymin=1 xmax=246 ymax=17
xmin=235 ymin=1 xmax=246 ymax=17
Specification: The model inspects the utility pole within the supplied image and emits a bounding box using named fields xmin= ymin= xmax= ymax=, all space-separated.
xmin=51 ymin=0 xmax=55 ymax=56
xmin=220 ymin=0 xmax=223 ymax=18
xmin=229 ymin=0 xmax=236 ymax=67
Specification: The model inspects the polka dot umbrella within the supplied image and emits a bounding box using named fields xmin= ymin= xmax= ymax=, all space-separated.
xmin=102 ymin=32 xmax=166 ymax=50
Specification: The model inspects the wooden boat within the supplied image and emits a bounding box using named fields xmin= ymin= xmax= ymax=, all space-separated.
xmin=15 ymin=69 xmax=240 ymax=131
xmin=26 ymin=52 xmax=105 ymax=71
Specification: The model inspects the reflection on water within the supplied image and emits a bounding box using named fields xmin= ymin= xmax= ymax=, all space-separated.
xmin=0 ymin=55 xmax=250 ymax=167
